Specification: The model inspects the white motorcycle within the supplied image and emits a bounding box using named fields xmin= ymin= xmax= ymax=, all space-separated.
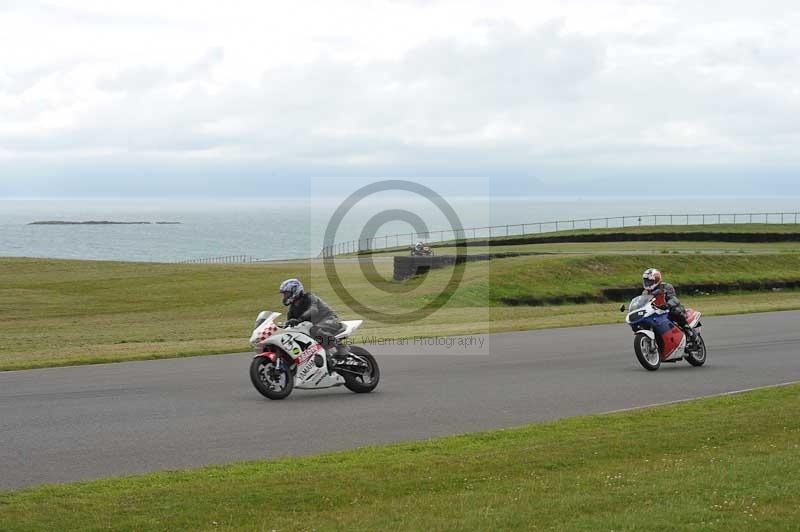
xmin=622 ymin=295 xmax=706 ymax=371
xmin=248 ymin=311 xmax=380 ymax=400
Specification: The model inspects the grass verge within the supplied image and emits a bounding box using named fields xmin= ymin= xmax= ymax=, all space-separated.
xmin=387 ymin=253 xmax=800 ymax=307
xmin=1 ymin=383 xmax=798 ymax=531
xmin=3 ymin=254 xmax=800 ymax=370
xmin=356 ymin=223 xmax=800 ymax=256
xmin=366 ymin=240 xmax=800 ymax=257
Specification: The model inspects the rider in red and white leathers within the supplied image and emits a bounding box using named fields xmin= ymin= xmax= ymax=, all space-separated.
xmin=642 ymin=268 xmax=697 ymax=342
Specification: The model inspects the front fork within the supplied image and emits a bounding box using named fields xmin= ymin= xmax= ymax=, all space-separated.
xmin=256 ymin=351 xmax=292 ymax=373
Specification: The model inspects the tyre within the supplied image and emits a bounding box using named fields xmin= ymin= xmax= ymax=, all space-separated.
xmin=341 ymin=346 xmax=380 ymax=393
xmin=685 ymin=333 xmax=707 ymax=367
xmin=250 ymin=353 xmax=294 ymax=400
xmin=633 ymin=334 xmax=661 ymax=371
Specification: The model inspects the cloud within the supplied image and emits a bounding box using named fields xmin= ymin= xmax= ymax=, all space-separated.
xmin=1 ymin=0 xmax=799 ymax=196
xmin=96 ymin=66 xmax=169 ymax=92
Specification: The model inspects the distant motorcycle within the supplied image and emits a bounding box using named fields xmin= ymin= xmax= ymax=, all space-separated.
xmin=248 ymin=312 xmax=380 ymax=400
xmin=622 ymin=295 xmax=707 ymax=371
xmin=410 ymin=245 xmax=434 ymax=256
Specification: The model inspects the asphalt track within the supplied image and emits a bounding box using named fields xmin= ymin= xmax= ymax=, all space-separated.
xmin=2 ymin=310 xmax=800 ymax=490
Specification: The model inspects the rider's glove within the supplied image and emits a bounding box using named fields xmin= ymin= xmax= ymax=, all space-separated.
xmin=286 ymin=319 xmax=300 ymax=327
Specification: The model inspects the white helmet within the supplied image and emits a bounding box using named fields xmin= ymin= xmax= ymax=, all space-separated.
xmin=642 ymin=268 xmax=662 ymax=291
xmin=279 ymin=278 xmax=304 ymax=306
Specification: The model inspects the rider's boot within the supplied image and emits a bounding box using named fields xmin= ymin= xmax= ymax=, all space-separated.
xmin=326 ymin=344 xmax=350 ymax=374
xmin=683 ymin=325 xmax=698 ymax=345
xmin=324 ymin=347 xmax=339 ymax=374
xmin=335 ymin=343 xmax=350 ymax=357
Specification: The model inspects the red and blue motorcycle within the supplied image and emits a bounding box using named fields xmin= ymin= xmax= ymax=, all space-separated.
xmin=623 ymin=295 xmax=707 ymax=371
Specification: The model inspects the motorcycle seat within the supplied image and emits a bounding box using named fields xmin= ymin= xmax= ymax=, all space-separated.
xmin=336 ymin=320 xmax=364 ymax=339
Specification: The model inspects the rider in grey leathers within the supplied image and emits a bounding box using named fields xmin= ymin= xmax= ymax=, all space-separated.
xmin=279 ymin=278 xmax=345 ymax=364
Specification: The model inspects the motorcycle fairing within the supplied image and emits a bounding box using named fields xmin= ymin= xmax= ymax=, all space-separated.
xmin=250 ymin=311 xmax=281 ymax=347
xmin=660 ymin=327 xmax=686 ymax=360
xmin=293 ymin=342 xmax=345 ymax=389
xmin=650 ymin=312 xmax=674 ymax=336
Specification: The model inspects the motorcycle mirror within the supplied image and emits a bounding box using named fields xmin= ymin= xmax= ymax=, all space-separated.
xmin=619 ymin=304 xmax=626 ymax=313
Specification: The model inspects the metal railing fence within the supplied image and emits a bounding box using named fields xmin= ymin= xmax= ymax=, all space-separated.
xmin=319 ymin=211 xmax=800 ymax=257
xmin=178 ymin=255 xmax=256 ymax=265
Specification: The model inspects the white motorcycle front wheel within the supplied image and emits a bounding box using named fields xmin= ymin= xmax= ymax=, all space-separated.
xmin=250 ymin=354 xmax=294 ymax=400
xmin=634 ymin=334 xmax=661 ymax=371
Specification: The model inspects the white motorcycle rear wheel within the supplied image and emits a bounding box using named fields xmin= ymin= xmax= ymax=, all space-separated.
xmin=341 ymin=346 xmax=380 ymax=393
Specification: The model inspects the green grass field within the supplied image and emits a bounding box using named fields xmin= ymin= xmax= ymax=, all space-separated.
xmin=3 ymin=251 xmax=800 ymax=370
xmin=366 ymin=240 xmax=800 ymax=257
xmin=490 ymin=221 xmax=800 ymax=238
xmin=471 ymin=253 xmax=800 ymax=303
xmin=380 ymin=253 xmax=800 ymax=305
xmin=2 ymin=383 xmax=798 ymax=531
xmin=441 ymin=222 xmax=800 ymax=242
xmin=356 ymin=223 xmax=800 ymax=256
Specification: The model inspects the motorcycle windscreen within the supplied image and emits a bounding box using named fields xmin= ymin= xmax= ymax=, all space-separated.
xmin=628 ymin=295 xmax=652 ymax=311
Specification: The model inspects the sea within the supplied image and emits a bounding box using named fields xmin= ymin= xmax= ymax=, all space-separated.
xmin=1 ymin=196 xmax=799 ymax=262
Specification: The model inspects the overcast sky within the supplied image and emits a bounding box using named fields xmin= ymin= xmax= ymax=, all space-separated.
xmin=1 ymin=0 xmax=799 ymax=197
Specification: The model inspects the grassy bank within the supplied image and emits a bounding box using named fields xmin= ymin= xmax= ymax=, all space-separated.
xmin=513 ymin=222 xmax=800 ymax=236
xmin=2 ymin=383 xmax=799 ymax=531
xmin=476 ymin=253 xmax=800 ymax=303
xmin=386 ymin=253 xmax=800 ymax=308
xmin=3 ymin=254 xmax=800 ymax=370
xmin=356 ymin=223 xmax=800 ymax=256
xmin=367 ymin=240 xmax=800 ymax=257
xmin=480 ymin=222 xmax=800 ymax=238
